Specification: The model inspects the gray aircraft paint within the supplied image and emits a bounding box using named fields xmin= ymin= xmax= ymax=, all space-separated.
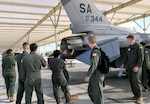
xmin=76 ymin=38 xmax=120 ymax=64
xmin=60 ymin=0 xmax=150 ymax=65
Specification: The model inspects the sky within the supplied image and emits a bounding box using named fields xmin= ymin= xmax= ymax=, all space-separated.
xmin=119 ymin=17 xmax=150 ymax=33
xmin=39 ymin=17 xmax=150 ymax=54
xmin=38 ymin=42 xmax=60 ymax=53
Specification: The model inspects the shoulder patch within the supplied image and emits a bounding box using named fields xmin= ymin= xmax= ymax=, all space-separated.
xmin=92 ymin=53 xmax=97 ymax=56
xmin=139 ymin=46 xmax=143 ymax=49
xmin=145 ymin=51 xmax=149 ymax=53
xmin=139 ymin=44 xmax=143 ymax=49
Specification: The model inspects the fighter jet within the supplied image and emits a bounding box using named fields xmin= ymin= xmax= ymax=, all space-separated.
xmin=60 ymin=0 xmax=150 ymax=67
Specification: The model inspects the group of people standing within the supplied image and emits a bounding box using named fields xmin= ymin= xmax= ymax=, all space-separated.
xmin=84 ymin=34 xmax=150 ymax=104
xmin=2 ymin=41 xmax=75 ymax=104
xmin=2 ymin=43 xmax=46 ymax=104
xmin=1 ymin=34 xmax=150 ymax=104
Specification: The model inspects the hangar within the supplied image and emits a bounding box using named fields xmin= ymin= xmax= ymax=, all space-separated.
xmin=0 ymin=0 xmax=150 ymax=53
xmin=1 ymin=1 xmax=150 ymax=103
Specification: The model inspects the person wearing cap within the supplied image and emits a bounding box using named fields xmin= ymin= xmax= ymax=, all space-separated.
xmin=2 ymin=49 xmax=16 ymax=102
xmin=49 ymin=50 xmax=72 ymax=104
xmin=121 ymin=35 xmax=144 ymax=104
xmin=140 ymin=42 xmax=150 ymax=92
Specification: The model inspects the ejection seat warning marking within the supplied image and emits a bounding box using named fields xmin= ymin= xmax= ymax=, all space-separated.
xmin=80 ymin=3 xmax=102 ymax=22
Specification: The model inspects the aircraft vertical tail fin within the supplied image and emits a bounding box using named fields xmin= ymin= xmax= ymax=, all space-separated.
xmin=61 ymin=0 xmax=109 ymax=25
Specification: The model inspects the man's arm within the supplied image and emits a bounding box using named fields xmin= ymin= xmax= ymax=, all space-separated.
xmin=20 ymin=58 xmax=26 ymax=82
xmin=16 ymin=54 xmax=22 ymax=71
xmin=136 ymin=46 xmax=144 ymax=67
xmin=87 ymin=50 xmax=100 ymax=78
xmin=41 ymin=57 xmax=46 ymax=67
xmin=62 ymin=60 xmax=66 ymax=70
xmin=2 ymin=58 xmax=5 ymax=77
xmin=61 ymin=50 xmax=74 ymax=59
xmin=121 ymin=48 xmax=128 ymax=68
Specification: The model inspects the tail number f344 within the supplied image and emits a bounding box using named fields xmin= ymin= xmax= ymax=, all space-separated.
xmin=86 ymin=15 xmax=102 ymax=22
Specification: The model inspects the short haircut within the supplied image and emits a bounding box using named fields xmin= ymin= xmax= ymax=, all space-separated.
xmin=6 ymin=49 xmax=13 ymax=54
xmin=140 ymin=42 xmax=146 ymax=46
xmin=62 ymin=49 xmax=66 ymax=52
xmin=53 ymin=50 xmax=61 ymax=58
xmin=23 ymin=42 xmax=29 ymax=48
xmin=30 ymin=43 xmax=38 ymax=52
xmin=127 ymin=35 xmax=135 ymax=40
xmin=88 ymin=34 xmax=97 ymax=44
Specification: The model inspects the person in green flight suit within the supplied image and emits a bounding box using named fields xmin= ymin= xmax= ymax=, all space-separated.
xmin=2 ymin=49 xmax=16 ymax=102
xmin=21 ymin=43 xmax=46 ymax=104
xmin=60 ymin=49 xmax=74 ymax=82
xmin=84 ymin=35 xmax=105 ymax=104
xmin=16 ymin=42 xmax=30 ymax=104
xmin=140 ymin=42 xmax=150 ymax=92
xmin=49 ymin=50 xmax=73 ymax=104
xmin=121 ymin=35 xmax=144 ymax=104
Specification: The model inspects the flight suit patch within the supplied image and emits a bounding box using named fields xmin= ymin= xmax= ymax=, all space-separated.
xmin=92 ymin=53 xmax=97 ymax=56
xmin=128 ymin=48 xmax=131 ymax=51
xmin=145 ymin=51 xmax=148 ymax=53
xmin=139 ymin=46 xmax=143 ymax=49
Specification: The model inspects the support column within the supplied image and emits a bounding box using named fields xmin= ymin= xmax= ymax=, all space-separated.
xmin=49 ymin=6 xmax=61 ymax=50
xmin=134 ymin=16 xmax=150 ymax=33
xmin=54 ymin=26 xmax=58 ymax=49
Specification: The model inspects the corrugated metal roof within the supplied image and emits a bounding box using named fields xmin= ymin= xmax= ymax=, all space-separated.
xmin=0 ymin=0 xmax=149 ymax=53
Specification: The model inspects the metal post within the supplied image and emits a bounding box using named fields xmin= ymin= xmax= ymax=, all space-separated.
xmin=27 ymin=34 xmax=30 ymax=42
xmin=49 ymin=7 xmax=61 ymax=50
xmin=54 ymin=26 xmax=58 ymax=49
xmin=54 ymin=9 xmax=58 ymax=50
xmin=146 ymin=22 xmax=150 ymax=31
xmin=134 ymin=20 xmax=143 ymax=31
xmin=143 ymin=17 xmax=146 ymax=33
xmin=110 ymin=11 xmax=116 ymax=24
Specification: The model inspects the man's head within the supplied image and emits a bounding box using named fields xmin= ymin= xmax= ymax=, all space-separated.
xmin=23 ymin=42 xmax=30 ymax=52
xmin=53 ymin=50 xmax=61 ymax=58
xmin=88 ymin=34 xmax=97 ymax=48
xmin=127 ymin=35 xmax=136 ymax=45
xmin=140 ymin=42 xmax=146 ymax=48
xmin=6 ymin=49 xmax=13 ymax=55
xmin=62 ymin=50 xmax=67 ymax=54
xmin=30 ymin=43 xmax=38 ymax=52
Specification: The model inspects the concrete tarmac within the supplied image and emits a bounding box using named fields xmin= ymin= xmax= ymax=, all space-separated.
xmin=0 ymin=62 xmax=150 ymax=104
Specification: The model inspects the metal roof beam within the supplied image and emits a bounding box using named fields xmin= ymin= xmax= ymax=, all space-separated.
xmin=93 ymin=0 xmax=150 ymax=9
xmin=11 ymin=3 xmax=62 ymax=48
xmin=114 ymin=13 xmax=150 ymax=25
xmin=0 ymin=10 xmax=46 ymax=15
xmin=0 ymin=1 xmax=53 ymax=9
xmin=0 ymin=22 xmax=68 ymax=27
xmin=0 ymin=22 xmax=36 ymax=25
xmin=94 ymin=1 xmax=150 ymax=10
xmin=35 ymin=28 xmax=70 ymax=43
xmin=0 ymin=16 xmax=40 ymax=21
xmin=103 ymin=0 xmax=141 ymax=15
xmin=92 ymin=0 xmax=122 ymax=5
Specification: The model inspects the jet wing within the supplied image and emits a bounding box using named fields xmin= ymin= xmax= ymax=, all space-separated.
xmin=76 ymin=38 xmax=120 ymax=65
